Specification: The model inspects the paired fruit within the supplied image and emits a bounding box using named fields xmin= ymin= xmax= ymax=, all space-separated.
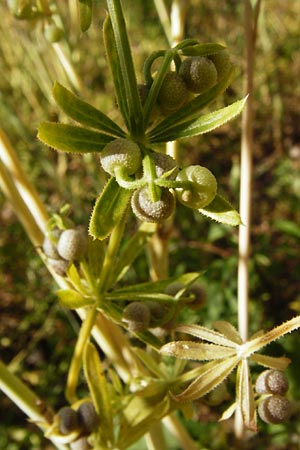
xmin=175 ymin=165 xmax=217 ymax=209
xmin=131 ymin=187 xmax=175 ymax=222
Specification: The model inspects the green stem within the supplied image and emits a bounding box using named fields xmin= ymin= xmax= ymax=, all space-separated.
xmin=163 ymin=414 xmax=199 ymax=450
xmin=106 ymin=0 xmax=143 ymax=137
xmin=66 ymin=305 xmax=98 ymax=404
xmin=145 ymin=422 xmax=168 ymax=450
xmin=98 ymin=209 xmax=128 ymax=294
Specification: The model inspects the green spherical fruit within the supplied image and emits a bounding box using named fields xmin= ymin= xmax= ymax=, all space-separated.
xmin=77 ymin=401 xmax=99 ymax=433
xmin=208 ymin=50 xmax=231 ymax=80
xmin=58 ymin=406 xmax=80 ymax=435
xmin=157 ymin=71 xmax=189 ymax=114
xmin=43 ymin=234 xmax=60 ymax=259
xmin=100 ymin=139 xmax=142 ymax=177
xmin=57 ymin=228 xmax=88 ymax=262
xmin=176 ymin=165 xmax=217 ymax=209
xmin=122 ymin=302 xmax=151 ymax=332
xmin=258 ymin=395 xmax=292 ymax=424
xmin=131 ymin=187 xmax=175 ymax=223
xmin=179 ymin=57 xmax=217 ymax=93
xmin=255 ymin=370 xmax=289 ymax=396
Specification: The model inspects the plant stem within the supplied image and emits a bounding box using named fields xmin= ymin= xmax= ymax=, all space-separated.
xmin=236 ymin=0 xmax=261 ymax=438
xmin=66 ymin=305 xmax=98 ymax=403
xmin=163 ymin=414 xmax=200 ymax=450
xmin=145 ymin=422 xmax=168 ymax=450
xmin=0 ymin=128 xmax=48 ymax=237
xmin=0 ymin=360 xmax=68 ymax=450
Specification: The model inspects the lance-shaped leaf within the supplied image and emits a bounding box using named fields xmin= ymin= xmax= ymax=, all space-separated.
xmin=53 ymin=82 xmax=126 ymax=138
xmin=56 ymin=289 xmax=94 ymax=309
xmin=83 ymin=343 xmax=114 ymax=445
xmin=213 ymin=321 xmax=243 ymax=345
xmin=236 ymin=360 xmax=257 ymax=431
xmin=78 ymin=0 xmax=93 ymax=32
xmin=89 ymin=177 xmax=131 ymax=240
xmin=161 ymin=341 xmax=236 ymax=361
xmin=109 ymin=272 xmax=202 ymax=296
xmin=250 ymin=354 xmax=290 ymax=371
xmin=241 ymin=315 xmax=300 ymax=358
xmin=199 ymin=194 xmax=242 ymax=226
xmin=180 ymin=42 xmax=226 ymax=57
xmin=150 ymin=97 xmax=247 ymax=142
xmin=173 ymin=357 xmax=239 ymax=402
xmin=148 ymin=66 xmax=236 ymax=141
xmin=176 ymin=324 xmax=238 ymax=348
xmin=117 ymin=395 xmax=171 ymax=448
xmin=38 ymin=123 xmax=114 ymax=153
xmin=105 ymin=2 xmax=143 ymax=135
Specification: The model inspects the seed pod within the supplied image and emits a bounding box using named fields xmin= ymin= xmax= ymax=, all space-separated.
xmin=258 ymin=395 xmax=292 ymax=424
xmin=145 ymin=301 xmax=171 ymax=327
xmin=48 ymin=257 xmax=70 ymax=276
xmin=186 ymin=283 xmax=207 ymax=310
xmin=150 ymin=151 xmax=178 ymax=179
xmin=255 ymin=370 xmax=289 ymax=396
xmin=131 ymin=187 xmax=175 ymax=223
xmin=77 ymin=401 xmax=99 ymax=433
xmin=43 ymin=235 xmax=60 ymax=260
xmin=100 ymin=139 xmax=142 ymax=177
xmin=57 ymin=228 xmax=88 ymax=262
xmin=122 ymin=302 xmax=151 ymax=332
xmin=208 ymin=50 xmax=231 ymax=80
xmin=157 ymin=71 xmax=189 ymax=114
xmin=70 ymin=436 xmax=91 ymax=450
xmin=58 ymin=406 xmax=80 ymax=435
xmin=164 ymin=282 xmax=184 ymax=296
xmin=176 ymin=165 xmax=217 ymax=209
xmin=179 ymin=57 xmax=217 ymax=93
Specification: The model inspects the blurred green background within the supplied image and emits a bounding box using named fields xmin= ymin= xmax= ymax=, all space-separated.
xmin=1 ymin=1 xmax=300 ymax=448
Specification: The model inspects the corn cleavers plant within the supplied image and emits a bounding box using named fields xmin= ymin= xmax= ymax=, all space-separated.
xmin=1 ymin=0 xmax=300 ymax=449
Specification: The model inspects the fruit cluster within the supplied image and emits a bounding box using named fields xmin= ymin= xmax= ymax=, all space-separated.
xmin=57 ymin=402 xmax=99 ymax=449
xmin=43 ymin=227 xmax=88 ymax=276
xmin=255 ymin=370 xmax=292 ymax=424
xmin=99 ymin=138 xmax=218 ymax=223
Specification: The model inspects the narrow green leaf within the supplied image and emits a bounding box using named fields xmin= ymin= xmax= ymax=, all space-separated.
xmin=160 ymin=341 xmax=236 ymax=361
xmin=105 ymin=2 xmax=143 ymax=135
xmin=103 ymin=15 xmax=130 ymax=130
xmin=78 ymin=0 xmax=93 ymax=32
xmin=148 ymin=66 xmax=237 ymax=141
xmin=107 ymin=291 xmax=175 ymax=303
xmin=213 ymin=321 xmax=243 ymax=344
xmin=175 ymin=324 xmax=237 ymax=348
xmin=109 ymin=272 xmax=202 ymax=296
xmin=53 ymin=82 xmax=126 ymax=137
xmin=151 ymin=96 xmax=247 ymax=142
xmin=89 ymin=177 xmax=131 ymax=240
xmin=174 ymin=357 xmax=239 ymax=402
xmin=83 ymin=343 xmax=114 ymax=444
xmin=180 ymin=42 xmax=225 ymax=57
xmin=250 ymin=354 xmax=290 ymax=371
xmin=243 ymin=315 xmax=300 ymax=357
xmin=236 ymin=360 xmax=257 ymax=431
xmin=56 ymin=289 xmax=94 ymax=309
xmin=38 ymin=122 xmax=114 ymax=153
xmin=118 ymin=396 xmax=171 ymax=448
xmin=199 ymin=194 xmax=242 ymax=226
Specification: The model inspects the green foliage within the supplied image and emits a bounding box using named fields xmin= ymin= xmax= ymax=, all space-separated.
xmin=1 ymin=1 xmax=300 ymax=450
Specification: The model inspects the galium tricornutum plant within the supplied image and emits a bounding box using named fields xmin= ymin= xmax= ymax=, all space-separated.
xmin=1 ymin=0 xmax=300 ymax=449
